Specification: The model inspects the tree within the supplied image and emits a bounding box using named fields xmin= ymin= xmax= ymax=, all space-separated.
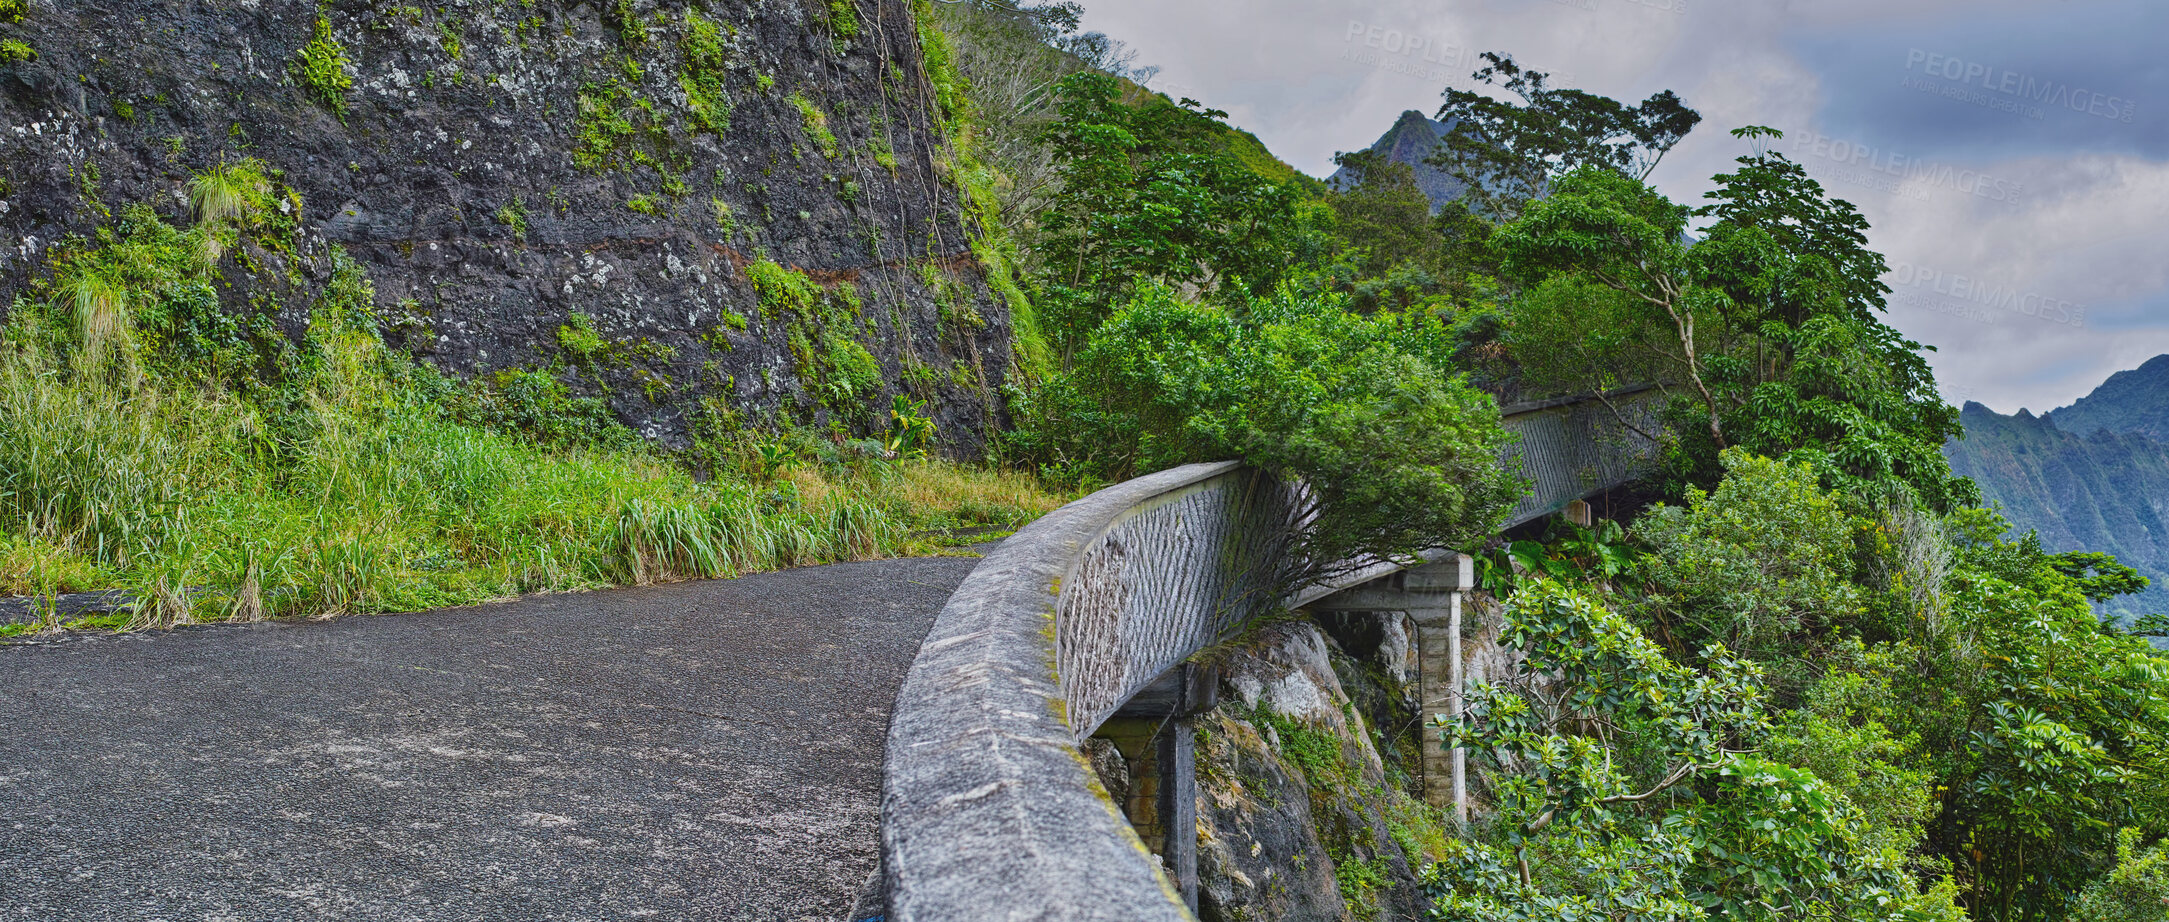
xmin=1430 ymin=52 xmax=1702 ymax=223
xmin=1326 ymin=150 xmax=1446 ymax=281
xmin=1035 ymin=71 xmax=1308 ymax=359
xmin=1426 ymin=580 xmax=1963 ymax=921
xmin=1490 ymin=129 xmax=1975 ymax=511
xmin=1020 ymin=285 xmax=1522 ymax=594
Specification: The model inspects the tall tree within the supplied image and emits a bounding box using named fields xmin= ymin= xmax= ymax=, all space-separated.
xmin=1035 ymin=71 xmax=1306 ymax=360
xmin=1431 ymin=52 xmax=1702 ymax=223
xmin=1491 ymin=128 xmax=1973 ymax=510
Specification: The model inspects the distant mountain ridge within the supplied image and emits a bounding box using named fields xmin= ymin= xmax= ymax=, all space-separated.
xmin=1327 ymin=110 xmax=1468 ymax=211
xmin=2049 ymin=354 xmax=2169 ymax=443
xmin=1947 ymin=358 xmax=2169 ymax=621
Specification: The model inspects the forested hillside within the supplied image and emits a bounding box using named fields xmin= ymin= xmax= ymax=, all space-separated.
xmin=1948 ymin=397 xmax=2169 ymax=623
xmin=913 ymin=5 xmax=2169 ymax=912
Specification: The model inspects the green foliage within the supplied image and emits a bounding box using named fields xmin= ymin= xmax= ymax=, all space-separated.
xmin=2073 ymin=829 xmax=2169 ymax=922
xmin=1919 ymin=521 xmax=2169 ymax=918
xmin=790 ymin=92 xmax=840 ymax=159
xmin=1635 ymin=449 xmax=1863 ymax=673
xmin=745 ymin=258 xmax=885 ymax=430
xmin=436 ymin=20 xmax=462 ymax=59
xmin=556 ymin=312 xmax=606 ymax=364
xmin=291 ymin=11 xmax=353 ymax=118
xmin=1023 ymin=286 xmax=1520 ymax=591
xmin=747 ymin=257 xmax=822 ymax=319
xmin=679 ymin=10 xmax=735 ymax=134
xmin=1324 ymin=150 xmax=1488 ymax=303
xmin=0 ymin=38 xmax=32 ymax=64
xmin=608 ymin=0 xmax=645 ymax=46
xmin=813 ymin=333 xmax=881 ymax=421
xmin=826 ymin=0 xmax=859 ymax=41
xmin=496 ymin=197 xmax=528 ymax=242
xmin=2047 ymin=550 xmax=2151 ymax=604
xmin=1763 ymin=641 xmax=1946 ymax=866
xmin=1430 ymin=52 xmax=1701 ymax=223
xmin=884 ymin=395 xmax=936 ymax=460
xmin=1426 ymin=580 xmax=1961 ymax=921
xmin=0 ymin=0 xmax=22 ymax=23
xmin=625 ymin=193 xmax=660 ymax=215
xmin=572 ymin=81 xmax=667 ymax=173
xmin=1493 ymin=151 xmax=1972 ymax=511
xmin=1036 ymin=71 xmax=1311 ymax=359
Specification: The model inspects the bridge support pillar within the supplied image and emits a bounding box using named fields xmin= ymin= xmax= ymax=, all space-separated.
xmin=1095 ymin=663 xmax=1217 ymax=914
xmin=1313 ymin=555 xmax=1476 ymax=822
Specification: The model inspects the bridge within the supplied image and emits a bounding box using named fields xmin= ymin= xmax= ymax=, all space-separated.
xmin=878 ymin=389 xmax=1660 ymax=921
xmin=0 ymin=391 xmax=1655 ymax=921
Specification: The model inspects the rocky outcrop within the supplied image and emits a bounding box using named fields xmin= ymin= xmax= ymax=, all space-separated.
xmin=1195 ymin=618 xmax=1453 ymax=922
xmin=1325 ymin=110 xmax=1466 ymax=212
xmin=0 ymin=0 xmax=1017 ymax=454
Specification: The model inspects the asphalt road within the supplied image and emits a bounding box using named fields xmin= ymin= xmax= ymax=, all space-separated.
xmin=0 ymin=554 xmax=981 ymax=921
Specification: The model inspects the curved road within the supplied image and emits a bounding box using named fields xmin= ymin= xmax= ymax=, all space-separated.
xmin=0 ymin=554 xmax=981 ymax=920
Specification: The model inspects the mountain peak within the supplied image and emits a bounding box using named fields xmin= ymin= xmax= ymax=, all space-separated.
xmin=1326 ymin=111 xmax=1467 ymax=211
xmin=2047 ymin=353 xmax=2169 ymax=441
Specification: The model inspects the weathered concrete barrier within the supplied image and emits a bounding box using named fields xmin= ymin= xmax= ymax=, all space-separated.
xmin=880 ymin=461 xmax=1273 ymax=922
xmin=879 ymin=390 xmax=1662 ymax=921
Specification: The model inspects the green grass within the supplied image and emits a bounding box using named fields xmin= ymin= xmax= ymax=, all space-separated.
xmin=0 ymin=308 xmax=1069 ymax=630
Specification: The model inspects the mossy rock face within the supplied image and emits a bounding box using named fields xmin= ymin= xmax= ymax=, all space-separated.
xmin=1194 ymin=618 xmax=1440 ymax=922
xmin=0 ymin=0 xmax=1015 ymax=458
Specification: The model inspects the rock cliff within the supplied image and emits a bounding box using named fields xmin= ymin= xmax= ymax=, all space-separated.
xmin=0 ymin=0 xmax=1020 ymax=454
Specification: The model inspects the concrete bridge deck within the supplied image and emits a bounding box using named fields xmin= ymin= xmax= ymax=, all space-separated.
xmin=0 ymin=554 xmax=979 ymax=921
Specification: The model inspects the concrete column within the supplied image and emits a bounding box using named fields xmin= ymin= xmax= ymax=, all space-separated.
xmin=1158 ymin=719 xmax=1198 ymax=912
xmin=1449 ymin=590 xmax=1465 ymax=823
xmin=1409 ymin=606 xmax=1462 ymax=818
xmin=1316 ymin=555 xmax=1475 ymax=821
xmin=1101 ymin=663 xmax=1214 ymax=915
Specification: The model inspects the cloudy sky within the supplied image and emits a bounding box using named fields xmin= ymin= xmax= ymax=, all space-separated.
xmin=1075 ymin=0 xmax=2169 ymax=414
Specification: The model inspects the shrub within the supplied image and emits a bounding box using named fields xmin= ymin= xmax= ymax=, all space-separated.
xmin=1635 ymin=448 xmax=1863 ymax=672
xmin=2074 ymin=829 xmax=2169 ymax=922
xmin=291 ymin=12 xmax=352 ymax=117
xmin=1025 ymin=285 xmax=1522 ymax=591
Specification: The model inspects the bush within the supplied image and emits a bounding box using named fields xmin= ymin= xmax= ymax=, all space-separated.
xmin=1023 ymin=286 xmax=1522 ymax=590
xmin=1634 ymin=448 xmax=1864 ymax=682
xmin=2074 ymin=829 xmax=2169 ymax=922
xmin=291 ymin=12 xmax=352 ymax=117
